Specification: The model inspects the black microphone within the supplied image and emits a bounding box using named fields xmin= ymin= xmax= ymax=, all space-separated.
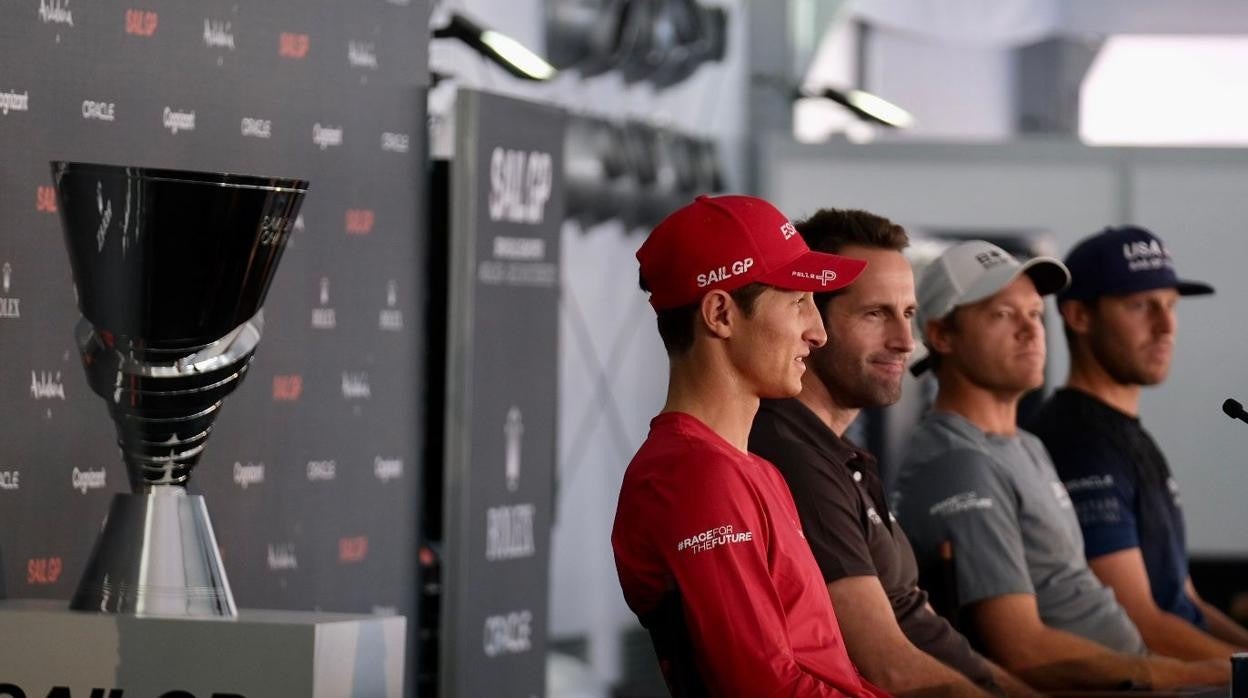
xmin=1222 ymin=399 xmax=1248 ymax=425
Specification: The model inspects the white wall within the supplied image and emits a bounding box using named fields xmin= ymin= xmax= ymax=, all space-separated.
xmin=763 ymin=138 xmax=1248 ymax=555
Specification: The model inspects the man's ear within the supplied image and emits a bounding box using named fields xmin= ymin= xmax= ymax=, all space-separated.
xmin=1059 ymin=298 xmax=1092 ymax=336
xmin=924 ymin=317 xmax=954 ymax=355
xmin=700 ymin=290 xmax=735 ymax=340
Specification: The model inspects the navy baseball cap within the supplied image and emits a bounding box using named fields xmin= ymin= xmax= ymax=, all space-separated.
xmin=1059 ymin=225 xmax=1214 ymax=302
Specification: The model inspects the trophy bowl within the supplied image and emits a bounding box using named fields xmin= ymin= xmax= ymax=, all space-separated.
xmin=50 ymin=161 xmax=308 ymax=617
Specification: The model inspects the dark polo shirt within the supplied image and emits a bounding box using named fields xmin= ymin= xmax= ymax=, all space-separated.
xmin=1028 ymin=388 xmax=1205 ymax=629
xmin=750 ymin=398 xmax=998 ymax=690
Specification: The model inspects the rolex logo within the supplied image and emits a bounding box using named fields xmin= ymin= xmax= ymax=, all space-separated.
xmin=380 ymin=279 xmax=403 ymax=331
xmin=312 ymin=277 xmax=336 ymax=329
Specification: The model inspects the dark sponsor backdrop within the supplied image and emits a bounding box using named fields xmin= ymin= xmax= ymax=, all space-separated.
xmin=0 ymin=0 xmax=429 ymax=638
xmin=439 ymin=89 xmax=564 ymax=698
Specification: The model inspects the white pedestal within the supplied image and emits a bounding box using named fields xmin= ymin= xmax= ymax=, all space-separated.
xmin=0 ymin=600 xmax=405 ymax=698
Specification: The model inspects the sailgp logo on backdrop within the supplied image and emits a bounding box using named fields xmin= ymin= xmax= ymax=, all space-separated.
xmin=488 ymin=148 xmax=553 ymax=224
xmin=280 ymin=32 xmax=309 ymax=58
xmin=125 ymin=9 xmax=157 ymax=36
xmin=37 ymin=186 xmax=57 ymax=212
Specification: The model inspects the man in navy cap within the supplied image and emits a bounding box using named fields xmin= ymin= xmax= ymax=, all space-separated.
xmin=1029 ymin=225 xmax=1248 ymax=661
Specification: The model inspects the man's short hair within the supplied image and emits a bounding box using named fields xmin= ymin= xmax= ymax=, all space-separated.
xmin=794 ymin=208 xmax=909 ymax=314
xmin=639 ymin=273 xmax=768 ymax=356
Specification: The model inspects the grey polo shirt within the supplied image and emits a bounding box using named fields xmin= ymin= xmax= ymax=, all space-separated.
xmin=892 ymin=411 xmax=1147 ymax=655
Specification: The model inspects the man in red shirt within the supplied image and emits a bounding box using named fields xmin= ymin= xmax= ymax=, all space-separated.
xmin=612 ymin=194 xmax=889 ymax=697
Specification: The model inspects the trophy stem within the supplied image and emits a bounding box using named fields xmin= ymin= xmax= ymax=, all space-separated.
xmin=71 ymin=487 xmax=237 ymax=617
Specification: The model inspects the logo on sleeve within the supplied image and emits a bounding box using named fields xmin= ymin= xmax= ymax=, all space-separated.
xmin=929 ymin=491 xmax=993 ymax=516
xmin=1063 ymin=474 xmax=1114 ymax=493
xmin=676 ymin=524 xmax=753 ymax=555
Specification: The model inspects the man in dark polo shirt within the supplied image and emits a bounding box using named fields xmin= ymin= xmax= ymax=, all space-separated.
xmin=1029 ymin=225 xmax=1248 ymax=659
xmin=750 ymin=209 xmax=1038 ymax=696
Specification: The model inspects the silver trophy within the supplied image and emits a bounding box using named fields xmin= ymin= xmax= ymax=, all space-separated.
xmin=51 ymin=162 xmax=308 ymax=617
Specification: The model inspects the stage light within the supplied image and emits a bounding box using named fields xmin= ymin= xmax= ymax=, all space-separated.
xmin=803 ymin=86 xmax=915 ymax=129
xmin=434 ymin=12 xmax=558 ymax=81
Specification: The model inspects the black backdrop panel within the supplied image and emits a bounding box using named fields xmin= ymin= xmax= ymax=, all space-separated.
xmin=0 ymin=0 xmax=429 ymax=633
xmin=441 ymin=89 xmax=565 ymax=698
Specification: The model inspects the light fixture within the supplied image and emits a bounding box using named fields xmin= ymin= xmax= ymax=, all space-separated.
xmin=800 ymin=85 xmax=915 ymax=129
xmin=433 ymin=12 xmax=558 ymax=81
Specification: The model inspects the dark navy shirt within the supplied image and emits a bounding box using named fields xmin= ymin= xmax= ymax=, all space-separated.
xmin=1028 ymin=388 xmax=1205 ymax=628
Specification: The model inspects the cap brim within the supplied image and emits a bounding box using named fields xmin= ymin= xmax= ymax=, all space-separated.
xmin=756 ymin=249 xmax=867 ymax=294
xmin=1176 ymin=279 xmax=1215 ymax=296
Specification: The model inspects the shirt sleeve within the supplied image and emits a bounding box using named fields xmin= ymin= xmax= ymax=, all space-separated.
xmin=760 ymin=439 xmax=877 ymax=582
xmin=655 ymin=462 xmax=875 ymax=698
xmin=906 ymin=449 xmax=1033 ymax=607
xmin=1050 ymin=440 xmax=1139 ymax=559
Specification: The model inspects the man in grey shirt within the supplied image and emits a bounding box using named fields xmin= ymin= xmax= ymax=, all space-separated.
xmin=892 ymin=240 xmax=1229 ymax=691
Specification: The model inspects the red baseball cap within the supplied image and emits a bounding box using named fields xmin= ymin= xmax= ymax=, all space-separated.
xmin=637 ymin=195 xmax=867 ymax=310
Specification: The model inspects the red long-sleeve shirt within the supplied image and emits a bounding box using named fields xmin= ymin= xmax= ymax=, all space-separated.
xmin=613 ymin=412 xmax=889 ymax=697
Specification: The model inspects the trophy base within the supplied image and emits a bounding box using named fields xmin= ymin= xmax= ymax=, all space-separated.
xmin=70 ymin=489 xmax=237 ymax=617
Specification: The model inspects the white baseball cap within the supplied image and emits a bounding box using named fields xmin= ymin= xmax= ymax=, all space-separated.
xmin=912 ymin=240 xmax=1070 ymax=375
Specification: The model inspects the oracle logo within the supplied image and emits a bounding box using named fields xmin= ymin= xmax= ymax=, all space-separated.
xmin=124 ymin=8 xmax=157 ymax=36
xmin=241 ymin=117 xmax=271 ymax=139
xmin=279 ymin=31 xmax=309 ymax=59
xmin=82 ymin=99 xmax=116 ymax=122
